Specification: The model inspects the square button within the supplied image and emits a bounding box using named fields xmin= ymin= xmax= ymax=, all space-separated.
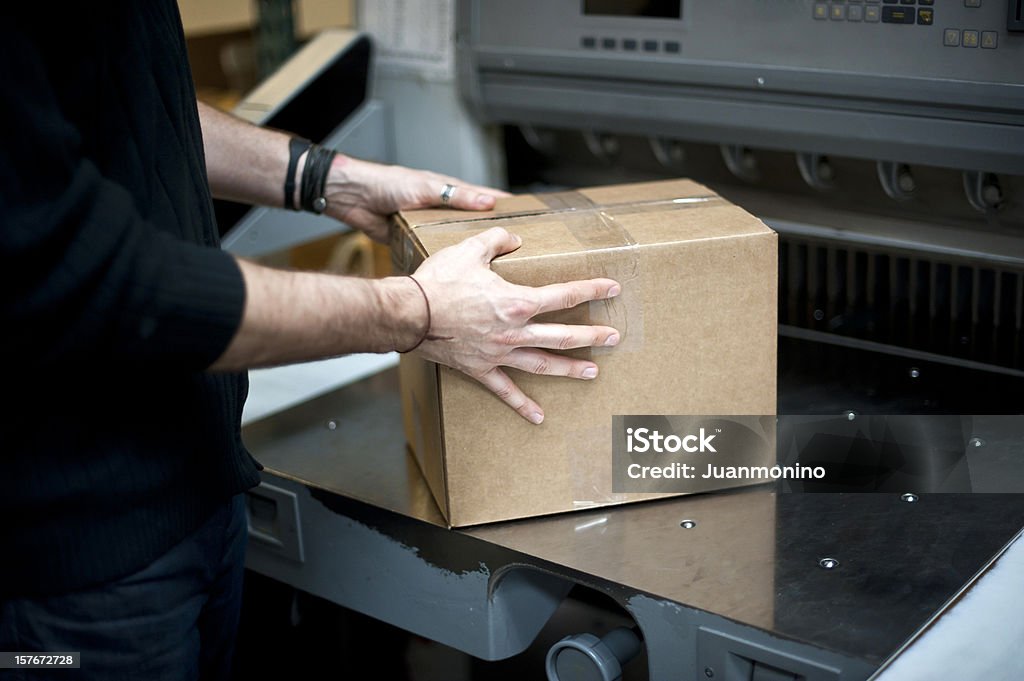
xmin=622 ymin=38 xmax=638 ymax=50
xmin=865 ymin=6 xmax=881 ymax=21
xmin=882 ymin=6 xmax=915 ymax=22
xmin=917 ymin=8 xmax=933 ymax=24
xmin=962 ymin=29 xmax=979 ymax=47
xmin=814 ymin=3 xmax=828 ymax=19
xmin=943 ymin=27 xmax=961 ymax=45
xmin=848 ymin=5 xmax=864 ymax=20
xmin=602 ymin=37 xmax=616 ymax=49
xmin=964 ymin=0 xmax=981 ymax=7
xmin=643 ymin=40 xmax=659 ymax=52
xmin=918 ymin=0 xmax=934 ymax=4
xmin=831 ymin=4 xmax=847 ymax=19
xmin=663 ymin=40 xmax=681 ymax=53
xmin=581 ymin=36 xmax=596 ymax=48
xmin=981 ymin=30 xmax=998 ymax=48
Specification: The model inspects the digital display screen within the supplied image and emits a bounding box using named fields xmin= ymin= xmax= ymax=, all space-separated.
xmin=583 ymin=0 xmax=681 ymax=19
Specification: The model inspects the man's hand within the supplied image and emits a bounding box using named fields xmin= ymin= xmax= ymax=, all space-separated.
xmin=197 ymin=103 xmax=505 ymax=239
xmin=214 ymin=227 xmax=620 ymax=424
xmin=323 ymin=156 xmax=509 ymax=243
xmin=412 ymin=227 xmax=621 ymax=425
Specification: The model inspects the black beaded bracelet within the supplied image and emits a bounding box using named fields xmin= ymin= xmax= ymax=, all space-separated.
xmin=284 ymin=136 xmax=311 ymax=211
xmin=299 ymin=144 xmax=338 ymax=214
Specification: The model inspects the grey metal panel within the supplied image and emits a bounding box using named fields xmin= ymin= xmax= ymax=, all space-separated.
xmin=475 ymin=76 xmax=1024 ymax=174
xmin=470 ymin=50 xmax=1024 ymax=119
xmin=457 ymin=0 xmax=1024 ymax=173
xmin=241 ymin=367 xmax=1024 ymax=674
xmin=468 ymin=1 xmax=1023 ymax=97
xmin=243 ymin=474 xmax=573 ymax=662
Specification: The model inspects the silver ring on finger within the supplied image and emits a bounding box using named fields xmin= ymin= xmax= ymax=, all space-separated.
xmin=440 ymin=183 xmax=457 ymax=206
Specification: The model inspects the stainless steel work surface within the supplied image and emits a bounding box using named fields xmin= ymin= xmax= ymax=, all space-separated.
xmin=242 ymin=366 xmax=1024 ymax=667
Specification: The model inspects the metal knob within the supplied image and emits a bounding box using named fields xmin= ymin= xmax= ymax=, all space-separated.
xmin=546 ymin=627 xmax=643 ymax=681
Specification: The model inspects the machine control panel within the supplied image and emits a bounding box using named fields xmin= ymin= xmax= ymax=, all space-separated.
xmin=468 ymin=1 xmax=1022 ymax=88
xmin=813 ymin=0 xmax=1010 ymax=47
xmin=459 ymin=1 xmax=1024 ymax=173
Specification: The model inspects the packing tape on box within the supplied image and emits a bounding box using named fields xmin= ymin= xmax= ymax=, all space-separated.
xmin=569 ymin=426 xmax=629 ymax=509
xmin=532 ymin=192 xmax=719 ymax=354
xmin=536 ymin=190 xmax=645 ymax=354
xmin=410 ymin=195 xmax=721 ymax=231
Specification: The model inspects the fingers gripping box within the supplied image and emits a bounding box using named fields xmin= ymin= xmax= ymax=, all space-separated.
xmin=391 ymin=179 xmax=777 ymax=527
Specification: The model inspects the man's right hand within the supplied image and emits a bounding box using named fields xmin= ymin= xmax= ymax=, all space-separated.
xmin=412 ymin=227 xmax=621 ymax=425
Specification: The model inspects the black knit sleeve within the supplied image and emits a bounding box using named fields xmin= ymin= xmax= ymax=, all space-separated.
xmin=0 ymin=26 xmax=246 ymax=371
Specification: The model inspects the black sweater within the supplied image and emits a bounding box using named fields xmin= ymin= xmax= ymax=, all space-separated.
xmin=0 ymin=3 xmax=261 ymax=597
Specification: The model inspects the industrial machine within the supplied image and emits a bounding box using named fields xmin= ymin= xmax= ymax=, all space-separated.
xmin=233 ymin=4 xmax=1024 ymax=679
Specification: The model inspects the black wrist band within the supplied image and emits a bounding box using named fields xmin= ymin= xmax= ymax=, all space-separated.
xmin=300 ymin=144 xmax=338 ymax=214
xmin=284 ymin=136 xmax=311 ymax=211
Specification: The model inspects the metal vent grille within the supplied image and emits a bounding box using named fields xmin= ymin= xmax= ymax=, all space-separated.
xmin=779 ymin=237 xmax=1024 ymax=372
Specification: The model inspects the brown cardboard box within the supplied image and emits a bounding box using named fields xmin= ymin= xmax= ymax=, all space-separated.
xmin=392 ymin=179 xmax=777 ymax=527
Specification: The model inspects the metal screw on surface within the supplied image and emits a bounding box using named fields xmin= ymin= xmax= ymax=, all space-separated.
xmin=818 ymin=160 xmax=835 ymax=182
xmin=846 ymin=411 xmax=856 ymax=421
xmin=326 ymin=420 xmax=337 ymax=431
xmin=756 ymin=76 xmax=765 ymax=87
xmin=909 ymin=367 xmax=920 ymax=379
xmin=818 ymin=557 xmax=839 ymax=570
xmin=680 ymin=519 xmax=697 ymax=529
xmin=897 ymin=170 xmax=916 ymax=194
xmin=969 ymin=437 xmax=986 ymax=448
xmin=705 ymin=667 xmax=715 ymax=678
xmin=901 ymin=493 xmax=919 ymax=503
xmin=982 ymin=183 xmax=1003 ymax=206
xmin=813 ymin=309 xmax=825 ymax=321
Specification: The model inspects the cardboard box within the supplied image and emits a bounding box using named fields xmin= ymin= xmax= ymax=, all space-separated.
xmin=392 ymin=179 xmax=777 ymax=527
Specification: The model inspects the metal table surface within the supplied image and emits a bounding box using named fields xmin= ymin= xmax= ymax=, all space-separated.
xmin=241 ymin=366 xmax=1024 ymax=680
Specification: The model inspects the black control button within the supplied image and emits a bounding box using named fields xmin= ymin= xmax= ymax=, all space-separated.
xmin=622 ymin=38 xmax=638 ymax=50
xmin=882 ymin=0 xmax=898 ymax=4
xmin=882 ymin=6 xmax=916 ymax=22
xmin=581 ymin=36 xmax=596 ymax=48
xmin=900 ymin=0 xmax=914 ymax=4
xmin=602 ymin=37 xmax=616 ymax=49
xmin=918 ymin=0 xmax=934 ymax=4
xmin=917 ymin=8 xmax=934 ymax=24
xmin=643 ymin=40 xmax=658 ymax=52
xmin=663 ymin=40 xmax=681 ymax=53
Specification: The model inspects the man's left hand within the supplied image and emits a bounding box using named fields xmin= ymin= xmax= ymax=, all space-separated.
xmin=323 ymin=156 xmax=509 ymax=243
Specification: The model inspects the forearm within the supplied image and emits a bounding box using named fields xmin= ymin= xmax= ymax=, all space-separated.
xmin=209 ymin=259 xmax=427 ymax=371
xmin=198 ymin=101 xmax=295 ymax=207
